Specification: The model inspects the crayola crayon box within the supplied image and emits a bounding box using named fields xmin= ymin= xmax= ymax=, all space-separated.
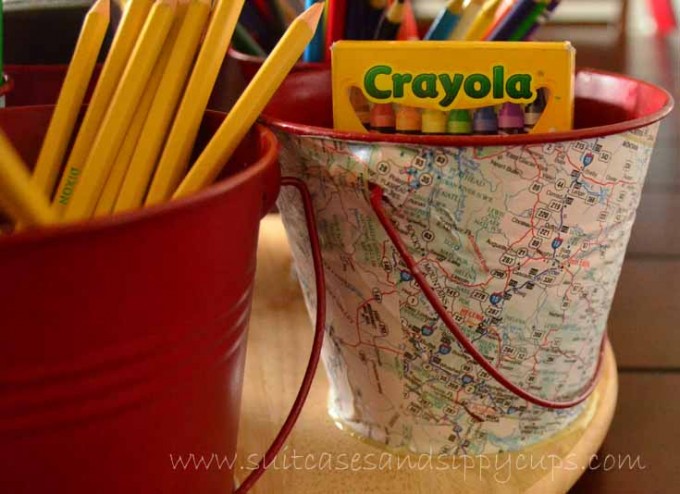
xmin=331 ymin=41 xmax=575 ymax=135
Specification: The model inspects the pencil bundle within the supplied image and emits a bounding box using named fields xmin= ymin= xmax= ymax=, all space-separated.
xmin=235 ymin=0 xmax=419 ymax=62
xmin=0 ymin=0 xmax=324 ymax=231
xmin=335 ymin=0 xmax=566 ymax=137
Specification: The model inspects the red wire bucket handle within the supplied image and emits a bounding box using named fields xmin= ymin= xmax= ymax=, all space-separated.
xmin=369 ymin=184 xmax=605 ymax=410
xmin=235 ymin=177 xmax=326 ymax=493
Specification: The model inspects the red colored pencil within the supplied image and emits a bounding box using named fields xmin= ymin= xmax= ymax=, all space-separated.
xmin=397 ymin=0 xmax=419 ymax=39
xmin=325 ymin=0 xmax=346 ymax=61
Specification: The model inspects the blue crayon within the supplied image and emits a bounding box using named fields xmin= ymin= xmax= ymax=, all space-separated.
xmin=486 ymin=0 xmax=540 ymax=41
xmin=473 ymin=107 xmax=498 ymax=135
xmin=425 ymin=0 xmax=464 ymax=40
xmin=304 ymin=1 xmax=326 ymax=62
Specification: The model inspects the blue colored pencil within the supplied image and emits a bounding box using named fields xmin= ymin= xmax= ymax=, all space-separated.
xmin=345 ymin=0 xmax=367 ymax=39
xmin=425 ymin=0 xmax=465 ymax=40
xmin=303 ymin=0 xmax=326 ymax=62
xmin=486 ymin=0 xmax=540 ymax=41
xmin=364 ymin=0 xmax=387 ymax=40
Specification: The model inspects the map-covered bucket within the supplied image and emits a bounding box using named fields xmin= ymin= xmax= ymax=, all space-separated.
xmin=262 ymin=69 xmax=673 ymax=455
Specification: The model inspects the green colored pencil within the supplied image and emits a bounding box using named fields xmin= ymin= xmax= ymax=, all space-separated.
xmin=233 ymin=22 xmax=267 ymax=57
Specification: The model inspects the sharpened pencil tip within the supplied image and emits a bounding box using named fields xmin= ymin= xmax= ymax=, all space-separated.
xmin=301 ymin=2 xmax=324 ymax=31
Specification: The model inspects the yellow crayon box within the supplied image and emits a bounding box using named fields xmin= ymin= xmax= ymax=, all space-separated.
xmin=331 ymin=41 xmax=575 ymax=134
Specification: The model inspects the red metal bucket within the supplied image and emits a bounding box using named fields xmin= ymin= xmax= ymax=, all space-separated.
xmin=0 ymin=107 xmax=325 ymax=492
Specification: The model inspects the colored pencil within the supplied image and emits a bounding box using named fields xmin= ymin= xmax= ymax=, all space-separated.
xmin=265 ymin=0 xmax=288 ymax=37
xmin=449 ymin=0 xmax=486 ymax=40
xmin=53 ymin=0 xmax=155 ymax=214
xmin=115 ymin=0 xmax=210 ymax=212
xmin=344 ymin=0 xmax=367 ymax=39
xmin=521 ymin=0 xmax=561 ymax=39
xmin=62 ymin=0 xmax=177 ymax=222
xmin=425 ymin=0 xmax=464 ymax=40
xmin=364 ymin=0 xmax=387 ymax=39
xmin=0 ymin=129 xmax=55 ymax=226
xmin=234 ymin=22 xmax=267 ymax=56
xmin=303 ymin=0 xmax=325 ymax=62
xmin=482 ymin=0 xmax=516 ymax=39
xmin=397 ymin=0 xmax=419 ymax=40
xmin=507 ymin=0 xmax=550 ymax=40
xmin=325 ymin=0 xmax=346 ymax=60
xmin=31 ymin=0 xmax=110 ymax=199
xmin=464 ymin=0 xmax=503 ymax=41
xmin=146 ymin=0 xmax=246 ymax=206
xmin=374 ymin=0 xmax=404 ymax=40
xmin=173 ymin=2 xmax=324 ymax=198
xmin=486 ymin=0 xmax=540 ymax=41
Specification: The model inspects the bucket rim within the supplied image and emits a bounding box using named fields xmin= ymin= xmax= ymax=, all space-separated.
xmin=261 ymin=68 xmax=675 ymax=146
xmin=0 ymin=113 xmax=279 ymax=247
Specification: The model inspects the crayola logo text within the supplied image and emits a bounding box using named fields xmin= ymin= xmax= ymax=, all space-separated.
xmin=363 ymin=65 xmax=534 ymax=107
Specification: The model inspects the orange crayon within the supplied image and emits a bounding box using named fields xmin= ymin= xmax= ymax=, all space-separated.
xmin=395 ymin=105 xmax=421 ymax=134
xmin=370 ymin=103 xmax=395 ymax=133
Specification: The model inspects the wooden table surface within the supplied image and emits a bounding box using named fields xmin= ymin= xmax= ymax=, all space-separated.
xmin=236 ymin=33 xmax=680 ymax=493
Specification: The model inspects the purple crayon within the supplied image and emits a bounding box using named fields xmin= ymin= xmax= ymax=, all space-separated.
xmin=498 ymin=103 xmax=525 ymax=135
xmin=473 ymin=107 xmax=498 ymax=135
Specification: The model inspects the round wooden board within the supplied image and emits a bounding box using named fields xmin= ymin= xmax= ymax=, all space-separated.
xmin=236 ymin=215 xmax=618 ymax=493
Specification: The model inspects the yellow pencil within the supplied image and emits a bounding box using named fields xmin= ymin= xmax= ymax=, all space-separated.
xmin=0 ymin=130 xmax=56 ymax=226
xmin=61 ymin=0 xmax=177 ymax=223
xmin=114 ymin=0 xmax=211 ymax=213
xmin=145 ymin=0 xmax=246 ymax=206
xmin=174 ymin=3 xmax=324 ymax=198
xmin=463 ymin=0 xmax=503 ymax=41
xmin=449 ymin=0 xmax=485 ymax=40
xmin=31 ymin=0 xmax=110 ymax=199
xmin=95 ymin=0 xmax=189 ymax=216
xmin=52 ymin=0 xmax=155 ymax=215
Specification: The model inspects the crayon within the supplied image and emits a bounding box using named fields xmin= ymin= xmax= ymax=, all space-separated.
xmin=370 ymin=103 xmax=396 ymax=133
xmin=421 ymin=108 xmax=448 ymax=135
xmin=373 ymin=0 xmax=404 ymax=40
xmin=364 ymin=0 xmax=388 ymax=39
xmin=473 ymin=107 xmax=498 ymax=135
xmin=447 ymin=109 xmax=473 ymax=135
xmin=521 ymin=0 xmax=560 ymax=40
xmin=395 ymin=104 xmax=421 ymax=134
xmin=507 ymin=0 xmax=550 ymax=40
xmin=524 ymin=88 xmax=546 ymax=132
xmin=486 ymin=0 xmax=541 ymax=41
xmin=350 ymin=87 xmax=371 ymax=129
xmin=498 ymin=102 xmax=525 ymax=134
xmin=464 ymin=0 xmax=503 ymax=41
xmin=449 ymin=0 xmax=485 ymax=40
xmin=425 ymin=0 xmax=464 ymax=40
xmin=303 ymin=0 xmax=325 ymax=62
